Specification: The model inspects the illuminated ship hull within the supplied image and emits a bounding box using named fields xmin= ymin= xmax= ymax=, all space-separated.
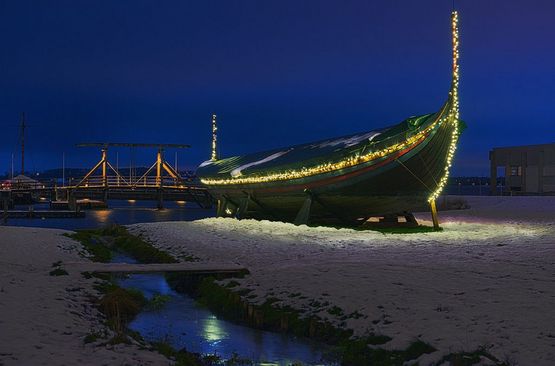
xmin=197 ymin=12 xmax=462 ymax=226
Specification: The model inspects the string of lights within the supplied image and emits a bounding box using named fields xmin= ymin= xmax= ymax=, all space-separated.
xmin=427 ymin=11 xmax=460 ymax=203
xmin=200 ymin=117 xmax=442 ymax=186
xmin=211 ymin=114 xmax=218 ymax=161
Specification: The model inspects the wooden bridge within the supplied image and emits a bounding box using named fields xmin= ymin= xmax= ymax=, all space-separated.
xmin=2 ymin=142 xmax=214 ymax=209
xmin=59 ymin=142 xmax=213 ymax=209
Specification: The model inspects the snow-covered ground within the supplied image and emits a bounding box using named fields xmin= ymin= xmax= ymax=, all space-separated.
xmin=0 ymin=227 xmax=168 ymax=366
xmin=132 ymin=196 xmax=555 ymax=366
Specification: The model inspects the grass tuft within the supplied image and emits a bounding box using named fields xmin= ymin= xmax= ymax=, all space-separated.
xmin=65 ymin=231 xmax=112 ymax=262
xmin=366 ymin=334 xmax=392 ymax=345
xmin=67 ymin=224 xmax=176 ymax=264
xmin=146 ymin=294 xmax=172 ymax=311
xmin=98 ymin=286 xmax=146 ymax=333
xmin=83 ymin=330 xmax=105 ymax=344
xmin=435 ymin=346 xmax=511 ymax=366
xmin=403 ymin=339 xmax=436 ymax=360
xmin=49 ymin=268 xmax=68 ymax=276
xmin=151 ymin=340 xmax=208 ymax=366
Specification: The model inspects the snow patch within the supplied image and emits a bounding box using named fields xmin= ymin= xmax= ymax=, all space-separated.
xmin=230 ymin=150 xmax=292 ymax=177
xmin=198 ymin=160 xmax=214 ymax=168
xmin=310 ymin=131 xmax=382 ymax=149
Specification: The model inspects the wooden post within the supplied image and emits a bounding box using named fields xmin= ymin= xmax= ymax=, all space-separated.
xmin=236 ymin=194 xmax=250 ymax=219
xmin=489 ymin=150 xmax=497 ymax=195
xmin=2 ymin=197 xmax=8 ymax=225
xmin=216 ymin=199 xmax=223 ymax=217
xmin=430 ymin=199 xmax=440 ymax=230
xmin=101 ymin=148 xmax=108 ymax=188
xmin=156 ymin=149 xmax=163 ymax=187
xmin=67 ymin=189 xmax=77 ymax=211
xmin=294 ymin=191 xmax=313 ymax=225
xmin=539 ymin=149 xmax=544 ymax=194
xmin=20 ymin=112 xmax=26 ymax=176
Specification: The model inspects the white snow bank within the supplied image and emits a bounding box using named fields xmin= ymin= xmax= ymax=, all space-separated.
xmin=131 ymin=196 xmax=555 ymax=365
xmin=0 ymin=227 xmax=168 ymax=365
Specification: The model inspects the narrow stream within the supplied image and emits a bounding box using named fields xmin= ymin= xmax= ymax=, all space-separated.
xmin=112 ymin=254 xmax=334 ymax=365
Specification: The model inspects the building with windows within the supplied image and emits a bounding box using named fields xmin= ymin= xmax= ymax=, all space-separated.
xmin=490 ymin=143 xmax=555 ymax=195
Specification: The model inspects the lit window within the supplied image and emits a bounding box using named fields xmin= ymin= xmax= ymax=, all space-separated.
xmin=510 ymin=166 xmax=522 ymax=176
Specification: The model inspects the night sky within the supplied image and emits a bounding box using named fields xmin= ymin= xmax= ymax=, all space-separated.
xmin=1 ymin=0 xmax=554 ymax=176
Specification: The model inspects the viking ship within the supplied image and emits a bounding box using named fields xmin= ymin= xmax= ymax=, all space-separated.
xmin=197 ymin=11 xmax=463 ymax=227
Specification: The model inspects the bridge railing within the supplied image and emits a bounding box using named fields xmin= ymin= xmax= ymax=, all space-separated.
xmin=68 ymin=176 xmax=204 ymax=189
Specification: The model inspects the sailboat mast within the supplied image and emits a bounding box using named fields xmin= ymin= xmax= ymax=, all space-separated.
xmin=451 ymin=11 xmax=460 ymax=110
xmin=427 ymin=10 xmax=461 ymax=204
xmin=211 ymin=114 xmax=218 ymax=161
xmin=20 ymin=112 xmax=26 ymax=175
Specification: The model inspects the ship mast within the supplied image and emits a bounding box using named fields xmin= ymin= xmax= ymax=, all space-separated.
xmin=450 ymin=10 xmax=460 ymax=118
xmin=20 ymin=112 xmax=26 ymax=176
xmin=211 ymin=113 xmax=218 ymax=161
xmin=428 ymin=10 xmax=462 ymax=229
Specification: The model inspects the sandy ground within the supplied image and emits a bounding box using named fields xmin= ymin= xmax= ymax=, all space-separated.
xmin=131 ymin=196 xmax=555 ymax=366
xmin=0 ymin=227 xmax=169 ymax=366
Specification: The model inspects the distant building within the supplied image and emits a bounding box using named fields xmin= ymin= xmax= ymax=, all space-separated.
xmin=490 ymin=143 xmax=555 ymax=195
xmin=8 ymin=174 xmax=42 ymax=189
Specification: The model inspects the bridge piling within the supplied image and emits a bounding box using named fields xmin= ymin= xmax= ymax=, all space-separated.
xmin=157 ymin=188 xmax=164 ymax=209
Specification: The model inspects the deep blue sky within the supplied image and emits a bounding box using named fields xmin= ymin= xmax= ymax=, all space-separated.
xmin=1 ymin=0 xmax=554 ymax=176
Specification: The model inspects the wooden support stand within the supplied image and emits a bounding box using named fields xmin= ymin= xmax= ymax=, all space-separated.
xmin=216 ymin=199 xmax=223 ymax=217
xmin=430 ymin=199 xmax=440 ymax=231
xmin=294 ymin=193 xmax=313 ymax=225
xmin=236 ymin=194 xmax=250 ymax=219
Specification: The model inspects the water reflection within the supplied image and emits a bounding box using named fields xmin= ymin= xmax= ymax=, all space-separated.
xmin=117 ymin=272 xmax=332 ymax=365
xmin=5 ymin=200 xmax=215 ymax=230
xmin=203 ymin=316 xmax=228 ymax=343
xmin=89 ymin=209 xmax=112 ymax=225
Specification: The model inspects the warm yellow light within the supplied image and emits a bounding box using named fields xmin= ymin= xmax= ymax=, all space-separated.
xmin=211 ymin=114 xmax=218 ymax=161
xmin=201 ymin=112 xmax=446 ymax=186
xmin=203 ymin=316 xmax=227 ymax=342
xmin=428 ymin=11 xmax=461 ymax=203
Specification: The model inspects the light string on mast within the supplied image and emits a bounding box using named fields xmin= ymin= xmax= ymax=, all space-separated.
xmin=427 ymin=10 xmax=461 ymax=203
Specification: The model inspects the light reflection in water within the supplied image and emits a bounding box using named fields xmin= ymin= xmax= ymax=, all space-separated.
xmin=5 ymin=200 xmax=215 ymax=230
xmin=90 ymin=209 xmax=112 ymax=224
xmin=116 ymin=272 xmax=332 ymax=365
xmin=203 ymin=316 xmax=228 ymax=343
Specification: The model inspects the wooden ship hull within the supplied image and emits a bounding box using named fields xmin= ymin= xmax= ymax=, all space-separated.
xmin=197 ymin=12 xmax=462 ymax=226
